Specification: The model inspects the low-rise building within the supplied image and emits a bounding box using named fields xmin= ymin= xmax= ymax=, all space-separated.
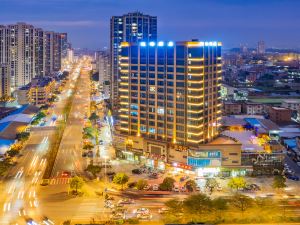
xmin=223 ymin=102 xmax=242 ymax=115
xmin=113 ymin=132 xmax=246 ymax=177
xmin=242 ymin=102 xmax=264 ymax=115
xmin=282 ymin=99 xmax=300 ymax=111
xmin=268 ymin=106 xmax=292 ymax=123
xmin=16 ymin=77 xmax=55 ymax=106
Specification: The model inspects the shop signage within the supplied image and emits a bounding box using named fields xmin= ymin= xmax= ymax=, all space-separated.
xmin=188 ymin=150 xmax=221 ymax=158
xmin=171 ymin=144 xmax=189 ymax=152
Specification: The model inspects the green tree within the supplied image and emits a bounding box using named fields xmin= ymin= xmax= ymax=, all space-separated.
xmin=272 ymin=175 xmax=286 ymax=190
xmin=63 ymin=220 xmax=71 ymax=225
xmin=185 ymin=179 xmax=197 ymax=192
xmin=159 ymin=177 xmax=176 ymax=191
xmin=70 ymin=176 xmax=84 ymax=194
xmin=16 ymin=131 xmax=30 ymax=142
xmin=83 ymin=142 xmax=94 ymax=150
xmin=136 ymin=179 xmax=148 ymax=190
xmin=85 ymin=164 xmax=101 ymax=176
xmin=183 ymin=194 xmax=212 ymax=219
xmin=212 ymin=197 xmax=228 ymax=221
xmin=231 ymin=193 xmax=253 ymax=212
xmin=227 ymin=177 xmax=246 ymax=191
xmin=6 ymin=149 xmax=19 ymax=157
xmin=113 ymin=173 xmax=129 ymax=190
xmin=89 ymin=112 xmax=99 ymax=124
xmin=205 ymin=178 xmax=219 ymax=194
xmin=165 ymin=198 xmax=183 ymax=214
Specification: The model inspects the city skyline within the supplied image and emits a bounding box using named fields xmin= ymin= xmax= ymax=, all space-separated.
xmin=1 ymin=0 xmax=300 ymax=49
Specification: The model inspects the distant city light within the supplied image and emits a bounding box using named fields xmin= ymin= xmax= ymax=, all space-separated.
xmin=149 ymin=41 xmax=156 ymax=47
xmin=158 ymin=41 xmax=164 ymax=46
xmin=167 ymin=41 xmax=174 ymax=47
xmin=140 ymin=42 xmax=146 ymax=47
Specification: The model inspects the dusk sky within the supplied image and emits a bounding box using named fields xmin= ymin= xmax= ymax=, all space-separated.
xmin=1 ymin=0 xmax=299 ymax=49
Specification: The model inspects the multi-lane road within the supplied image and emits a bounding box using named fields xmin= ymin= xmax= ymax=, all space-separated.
xmin=0 ymin=60 xmax=87 ymax=224
xmin=51 ymin=64 xmax=91 ymax=178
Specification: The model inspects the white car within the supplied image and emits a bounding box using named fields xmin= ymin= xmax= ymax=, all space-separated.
xmin=152 ymin=184 xmax=159 ymax=191
xmin=173 ymin=186 xmax=180 ymax=192
xmin=134 ymin=208 xmax=149 ymax=214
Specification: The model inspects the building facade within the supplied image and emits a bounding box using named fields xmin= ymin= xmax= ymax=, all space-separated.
xmin=0 ymin=65 xmax=10 ymax=97
xmin=114 ymin=40 xmax=227 ymax=174
xmin=0 ymin=23 xmax=66 ymax=92
xmin=96 ymin=50 xmax=111 ymax=97
xmin=110 ymin=12 xmax=157 ymax=110
xmin=268 ymin=106 xmax=292 ymax=123
xmin=16 ymin=77 xmax=55 ymax=106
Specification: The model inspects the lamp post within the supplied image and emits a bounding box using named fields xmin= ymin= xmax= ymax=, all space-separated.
xmin=103 ymin=155 xmax=109 ymax=184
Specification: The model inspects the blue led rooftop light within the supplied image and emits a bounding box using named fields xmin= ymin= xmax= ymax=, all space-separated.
xmin=140 ymin=42 xmax=146 ymax=47
xmin=167 ymin=41 xmax=174 ymax=47
xmin=158 ymin=41 xmax=164 ymax=47
xmin=149 ymin=41 xmax=156 ymax=47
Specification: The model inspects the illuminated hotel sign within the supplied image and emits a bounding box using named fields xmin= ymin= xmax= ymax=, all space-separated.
xmin=187 ymin=150 xmax=222 ymax=168
xmin=188 ymin=150 xmax=221 ymax=158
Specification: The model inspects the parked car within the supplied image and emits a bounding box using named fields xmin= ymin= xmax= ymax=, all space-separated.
xmin=132 ymin=169 xmax=142 ymax=174
xmin=133 ymin=208 xmax=150 ymax=214
xmin=118 ymin=198 xmax=135 ymax=205
xmin=173 ymin=185 xmax=180 ymax=192
xmin=137 ymin=213 xmax=152 ymax=220
xmin=179 ymin=176 xmax=189 ymax=182
xmin=149 ymin=173 xmax=158 ymax=179
xmin=143 ymin=185 xmax=151 ymax=191
xmin=286 ymin=175 xmax=300 ymax=181
xmin=152 ymin=184 xmax=159 ymax=191
xmin=158 ymin=207 xmax=169 ymax=214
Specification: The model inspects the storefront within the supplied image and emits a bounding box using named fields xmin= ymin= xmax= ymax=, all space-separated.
xmin=144 ymin=152 xmax=167 ymax=171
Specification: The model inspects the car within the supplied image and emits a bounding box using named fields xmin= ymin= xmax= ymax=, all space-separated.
xmin=132 ymin=168 xmax=142 ymax=174
xmin=61 ymin=171 xmax=71 ymax=177
xmin=158 ymin=207 xmax=169 ymax=214
xmin=106 ymin=171 xmax=116 ymax=177
xmin=149 ymin=173 xmax=158 ymax=179
xmin=143 ymin=185 xmax=151 ymax=191
xmin=152 ymin=184 xmax=159 ymax=191
xmin=137 ymin=213 xmax=152 ymax=220
xmin=173 ymin=186 xmax=180 ymax=192
xmin=180 ymin=176 xmax=189 ymax=182
xmin=99 ymin=140 xmax=104 ymax=145
xmin=180 ymin=186 xmax=187 ymax=192
xmin=18 ymin=208 xmax=26 ymax=217
xmin=195 ymin=186 xmax=201 ymax=192
xmin=110 ymin=212 xmax=125 ymax=220
xmin=216 ymin=186 xmax=223 ymax=191
xmin=82 ymin=152 xmax=87 ymax=157
xmin=134 ymin=208 xmax=150 ymax=214
xmin=118 ymin=198 xmax=135 ymax=205
xmin=286 ymin=175 xmax=300 ymax=181
xmin=249 ymin=184 xmax=261 ymax=191
xmin=42 ymin=217 xmax=54 ymax=225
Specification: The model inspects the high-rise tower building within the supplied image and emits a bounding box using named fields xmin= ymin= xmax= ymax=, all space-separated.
xmin=96 ymin=50 xmax=111 ymax=98
xmin=7 ymin=23 xmax=36 ymax=89
xmin=257 ymin=41 xmax=265 ymax=54
xmin=110 ymin=12 xmax=157 ymax=110
xmin=0 ymin=23 xmax=67 ymax=92
xmin=0 ymin=64 xmax=10 ymax=97
xmin=118 ymin=40 xmax=222 ymax=149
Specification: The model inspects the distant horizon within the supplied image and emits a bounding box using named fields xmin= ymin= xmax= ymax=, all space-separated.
xmin=1 ymin=0 xmax=300 ymax=49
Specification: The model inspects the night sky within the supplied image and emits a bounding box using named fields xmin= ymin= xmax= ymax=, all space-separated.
xmin=1 ymin=0 xmax=299 ymax=49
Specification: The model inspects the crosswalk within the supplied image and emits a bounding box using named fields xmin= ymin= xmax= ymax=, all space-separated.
xmin=48 ymin=178 xmax=71 ymax=185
